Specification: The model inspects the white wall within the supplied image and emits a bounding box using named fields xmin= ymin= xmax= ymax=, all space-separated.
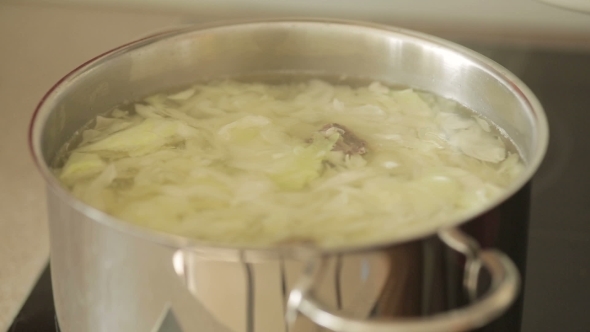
xmin=15 ymin=0 xmax=590 ymax=48
xmin=22 ymin=0 xmax=590 ymax=33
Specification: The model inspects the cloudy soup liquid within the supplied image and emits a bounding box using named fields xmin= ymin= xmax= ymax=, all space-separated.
xmin=53 ymin=77 xmax=524 ymax=248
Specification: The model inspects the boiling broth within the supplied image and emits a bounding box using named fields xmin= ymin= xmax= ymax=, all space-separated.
xmin=54 ymin=79 xmax=524 ymax=247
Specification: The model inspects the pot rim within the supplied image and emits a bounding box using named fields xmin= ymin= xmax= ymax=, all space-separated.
xmin=29 ymin=18 xmax=549 ymax=259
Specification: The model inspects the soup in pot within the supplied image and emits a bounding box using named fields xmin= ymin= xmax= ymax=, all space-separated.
xmin=54 ymin=79 xmax=524 ymax=247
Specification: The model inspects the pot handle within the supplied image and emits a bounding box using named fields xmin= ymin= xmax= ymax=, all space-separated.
xmin=286 ymin=228 xmax=521 ymax=332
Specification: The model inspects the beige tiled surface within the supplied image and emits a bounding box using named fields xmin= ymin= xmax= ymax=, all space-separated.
xmin=0 ymin=4 xmax=180 ymax=331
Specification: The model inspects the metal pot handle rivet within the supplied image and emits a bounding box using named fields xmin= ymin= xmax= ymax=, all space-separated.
xmin=286 ymin=227 xmax=521 ymax=332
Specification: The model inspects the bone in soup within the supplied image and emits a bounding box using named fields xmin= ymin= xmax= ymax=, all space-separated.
xmin=54 ymin=79 xmax=524 ymax=247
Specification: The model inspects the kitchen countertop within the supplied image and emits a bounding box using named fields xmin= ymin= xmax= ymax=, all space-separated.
xmin=0 ymin=4 xmax=180 ymax=331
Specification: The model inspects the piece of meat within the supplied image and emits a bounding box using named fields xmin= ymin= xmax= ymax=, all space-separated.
xmin=320 ymin=123 xmax=368 ymax=156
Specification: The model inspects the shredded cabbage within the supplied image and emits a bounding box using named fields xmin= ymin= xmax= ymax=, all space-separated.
xmin=55 ymin=80 xmax=524 ymax=247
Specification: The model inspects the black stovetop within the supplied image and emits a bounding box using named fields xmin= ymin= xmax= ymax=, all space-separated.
xmin=8 ymin=267 xmax=56 ymax=332
xmin=8 ymin=43 xmax=590 ymax=332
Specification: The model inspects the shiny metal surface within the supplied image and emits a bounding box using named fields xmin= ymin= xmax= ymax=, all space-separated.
xmin=286 ymin=229 xmax=520 ymax=332
xmin=30 ymin=19 xmax=548 ymax=332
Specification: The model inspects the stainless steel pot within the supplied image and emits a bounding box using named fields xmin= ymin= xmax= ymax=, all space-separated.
xmin=30 ymin=19 xmax=548 ymax=332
